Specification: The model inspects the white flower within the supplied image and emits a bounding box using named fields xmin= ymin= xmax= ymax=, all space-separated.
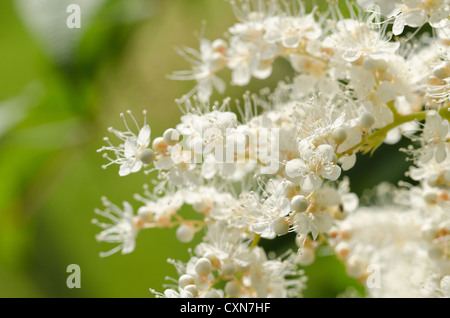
xmin=240 ymin=179 xmax=292 ymax=238
xmin=323 ymin=19 xmax=399 ymax=63
xmin=292 ymin=212 xmax=319 ymax=246
xmin=285 ymin=141 xmax=341 ymax=192
xmin=407 ymin=148 xmax=450 ymax=185
xmin=249 ymin=246 xmax=307 ymax=298
xmin=357 ymin=0 xmax=401 ymax=17
xmin=136 ymin=190 xmax=185 ymax=227
xmin=263 ymin=13 xmax=321 ymax=48
xmin=169 ymin=39 xmax=227 ymax=102
xmin=92 ymin=198 xmax=139 ymax=257
xmin=99 ymin=111 xmax=151 ymax=176
xmin=392 ymin=1 xmax=450 ymax=35
xmin=227 ymin=35 xmax=276 ymax=86
xmin=358 ymin=0 xmax=450 ymax=35
xmin=420 ymin=110 xmax=450 ymax=163
xmin=289 ymin=56 xmax=339 ymax=99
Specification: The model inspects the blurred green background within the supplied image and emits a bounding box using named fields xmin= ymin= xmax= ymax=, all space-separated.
xmin=0 ymin=0 xmax=411 ymax=298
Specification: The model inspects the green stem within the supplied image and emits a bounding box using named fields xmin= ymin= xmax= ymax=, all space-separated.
xmin=339 ymin=110 xmax=428 ymax=158
xmin=250 ymin=233 xmax=261 ymax=250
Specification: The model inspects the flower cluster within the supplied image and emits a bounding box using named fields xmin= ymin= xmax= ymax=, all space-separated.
xmin=94 ymin=0 xmax=450 ymax=298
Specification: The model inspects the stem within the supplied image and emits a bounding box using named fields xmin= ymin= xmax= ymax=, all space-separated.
xmin=339 ymin=110 xmax=428 ymax=158
xmin=386 ymin=100 xmax=399 ymax=119
xmin=250 ymin=233 xmax=261 ymax=250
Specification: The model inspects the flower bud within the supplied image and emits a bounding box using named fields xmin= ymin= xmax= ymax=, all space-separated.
xmin=360 ymin=111 xmax=375 ymax=128
xmin=274 ymin=217 xmax=290 ymax=236
xmin=225 ymin=281 xmax=240 ymax=297
xmin=163 ymin=128 xmax=180 ymax=146
xmin=184 ymin=284 xmax=198 ymax=297
xmin=140 ymin=149 xmax=155 ymax=165
xmin=176 ymin=224 xmax=195 ymax=243
xmin=295 ymin=247 xmax=315 ymax=266
xmin=332 ymin=127 xmax=347 ymax=143
xmin=152 ymin=137 xmax=167 ymax=153
xmin=195 ymin=257 xmax=213 ymax=276
xmin=291 ymin=195 xmax=309 ymax=212
xmin=179 ymin=274 xmax=195 ymax=289
xmin=221 ymin=262 xmax=236 ymax=276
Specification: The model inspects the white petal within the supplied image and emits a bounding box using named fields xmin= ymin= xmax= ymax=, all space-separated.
xmin=154 ymin=156 xmax=174 ymax=170
xmin=342 ymin=48 xmax=362 ymax=63
xmin=435 ymin=142 xmax=447 ymax=163
xmin=232 ymin=66 xmax=251 ymax=86
xmin=137 ymin=125 xmax=151 ymax=147
xmin=282 ymin=34 xmax=301 ymax=48
xmin=279 ymin=198 xmax=291 ymax=217
xmin=392 ymin=17 xmax=405 ymax=35
xmin=131 ymin=160 xmax=143 ymax=173
xmin=313 ymin=211 xmax=333 ymax=233
xmin=285 ymin=158 xmax=305 ymax=178
xmin=300 ymin=174 xmax=322 ymax=193
xmin=119 ymin=162 xmax=132 ymax=176
xmin=376 ymin=81 xmax=397 ymax=103
xmin=316 ymin=144 xmax=335 ymax=162
xmin=121 ymin=239 xmax=136 ymax=254
xmin=342 ymin=193 xmax=359 ymax=213
xmin=322 ymin=164 xmax=341 ymax=181
xmin=212 ymin=75 xmax=226 ymax=94
xmin=197 ymin=80 xmax=213 ymax=103
xmin=339 ymin=153 xmax=356 ymax=171
xmin=124 ymin=138 xmax=137 ymax=158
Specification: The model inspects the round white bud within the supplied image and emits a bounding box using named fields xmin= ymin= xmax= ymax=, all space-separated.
xmin=176 ymin=224 xmax=195 ymax=243
xmin=184 ymin=284 xmax=198 ymax=297
xmin=152 ymin=137 xmax=167 ymax=153
xmin=332 ymin=127 xmax=347 ymax=143
xmin=295 ymin=247 xmax=315 ymax=266
xmin=274 ymin=217 xmax=290 ymax=236
xmin=163 ymin=128 xmax=180 ymax=146
xmin=221 ymin=262 xmax=236 ymax=276
xmin=291 ymin=195 xmax=309 ymax=212
xmin=360 ymin=111 xmax=375 ymax=128
xmin=139 ymin=149 xmax=155 ymax=165
xmin=225 ymin=281 xmax=240 ymax=297
xmin=195 ymin=257 xmax=212 ymax=276
xmin=179 ymin=274 xmax=195 ymax=289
